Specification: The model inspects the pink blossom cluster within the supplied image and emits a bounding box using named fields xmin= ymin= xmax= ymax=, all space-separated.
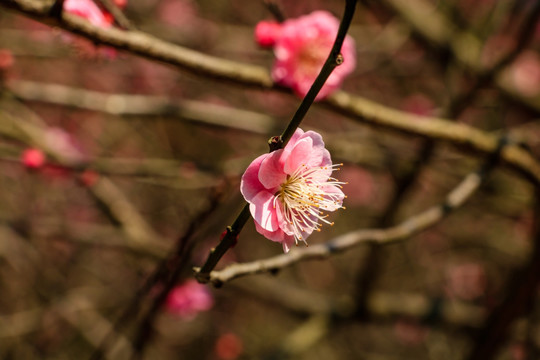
xmin=165 ymin=280 xmax=214 ymax=319
xmin=241 ymin=128 xmax=345 ymax=252
xmin=255 ymin=11 xmax=356 ymax=100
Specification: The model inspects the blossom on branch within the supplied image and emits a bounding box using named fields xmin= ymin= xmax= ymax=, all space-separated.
xmin=255 ymin=11 xmax=356 ymax=100
xmin=241 ymin=128 xmax=345 ymax=253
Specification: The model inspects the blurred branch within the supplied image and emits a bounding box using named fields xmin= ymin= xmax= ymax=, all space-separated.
xmin=87 ymin=176 xmax=167 ymax=250
xmin=56 ymin=294 xmax=134 ymax=360
xmin=0 ymin=0 xmax=274 ymax=86
xmin=0 ymin=97 xmax=168 ymax=257
xmin=353 ymin=1 xmax=540 ymax=319
xmin=90 ymin=186 xmax=225 ymax=360
xmin=233 ymin=277 xmax=485 ymax=328
xmin=7 ymin=80 xmax=277 ymax=134
xmin=466 ymin=186 xmax=540 ymax=360
xmin=325 ymin=92 xmax=540 ymax=185
xmin=381 ymin=0 xmax=540 ymax=113
xmin=1 ymin=0 xmax=540 ymax=185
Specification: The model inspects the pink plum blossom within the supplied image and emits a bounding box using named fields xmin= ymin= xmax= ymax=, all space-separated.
xmin=165 ymin=280 xmax=213 ymax=319
xmin=21 ymin=148 xmax=46 ymax=169
xmin=240 ymin=128 xmax=345 ymax=252
xmin=257 ymin=11 xmax=356 ymax=100
xmin=63 ymin=0 xmax=113 ymax=28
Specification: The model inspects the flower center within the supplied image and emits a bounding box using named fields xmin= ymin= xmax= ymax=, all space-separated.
xmin=276 ymin=163 xmax=345 ymax=245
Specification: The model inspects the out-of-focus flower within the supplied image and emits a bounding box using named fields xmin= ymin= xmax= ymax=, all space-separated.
xmin=509 ymin=51 xmax=540 ymax=97
xmin=0 ymin=49 xmax=14 ymax=70
xmin=240 ymin=128 xmax=345 ymax=252
xmin=44 ymin=127 xmax=85 ymax=164
xmin=254 ymin=20 xmax=282 ymax=48
xmin=165 ymin=280 xmax=213 ymax=319
xmin=21 ymin=148 xmax=46 ymax=169
xmin=214 ymin=333 xmax=243 ymax=360
xmin=256 ymin=11 xmax=356 ymax=100
xmin=64 ymin=0 xmax=113 ymax=28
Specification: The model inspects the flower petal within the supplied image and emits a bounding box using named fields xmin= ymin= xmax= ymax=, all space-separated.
xmin=240 ymin=153 xmax=269 ymax=202
xmin=259 ymin=151 xmax=287 ymax=190
xmin=254 ymin=221 xmax=294 ymax=247
xmin=320 ymin=185 xmax=345 ymax=211
xmin=284 ymin=137 xmax=313 ymax=174
xmin=249 ymin=191 xmax=280 ymax=232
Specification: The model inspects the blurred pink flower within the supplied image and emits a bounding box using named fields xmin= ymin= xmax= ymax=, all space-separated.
xmin=240 ymin=128 xmax=345 ymax=252
xmin=165 ymin=280 xmax=213 ymax=319
xmin=510 ymin=51 xmax=540 ymax=97
xmin=258 ymin=11 xmax=356 ymax=100
xmin=254 ymin=20 xmax=282 ymax=48
xmin=44 ymin=127 xmax=85 ymax=164
xmin=64 ymin=0 xmax=113 ymax=28
xmin=21 ymin=148 xmax=46 ymax=169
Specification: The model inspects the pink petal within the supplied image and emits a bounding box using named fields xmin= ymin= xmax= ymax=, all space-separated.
xmin=258 ymin=151 xmax=287 ymax=189
xmin=254 ymin=221 xmax=294 ymax=248
xmin=282 ymin=237 xmax=295 ymax=253
xmin=284 ymin=137 xmax=313 ymax=174
xmin=241 ymin=154 xmax=269 ymax=202
xmin=249 ymin=191 xmax=280 ymax=232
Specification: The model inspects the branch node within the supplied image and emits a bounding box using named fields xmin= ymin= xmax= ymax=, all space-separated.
xmin=268 ymin=135 xmax=283 ymax=152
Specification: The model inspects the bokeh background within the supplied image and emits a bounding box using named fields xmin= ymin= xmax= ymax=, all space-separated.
xmin=1 ymin=0 xmax=540 ymax=359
